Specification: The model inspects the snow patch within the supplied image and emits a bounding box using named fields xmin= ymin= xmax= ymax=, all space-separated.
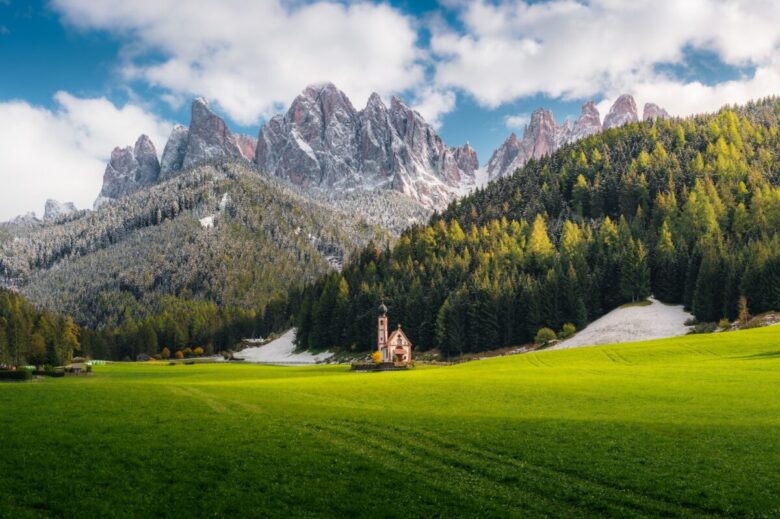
xmin=233 ymin=329 xmax=334 ymax=364
xmin=550 ymin=297 xmax=693 ymax=350
xmin=199 ymin=215 xmax=215 ymax=228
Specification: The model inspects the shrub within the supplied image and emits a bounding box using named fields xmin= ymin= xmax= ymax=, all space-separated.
xmin=86 ymin=364 xmax=93 ymax=373
xmin=193 ymin=347 xmax=204 ymax=357
xmin=558 ymin=323 xmax=576 ymax=339
xmin=0 ymin=370 xmax=32 ymax=381
xmin=534 ymin=327 xmax=557 ymax=346
xmin=371 ymin=351 xmax=383 ymax=365
xmin=160 ymin=347 xmax=171 ymax=360
xmin=182 ymin=347 xmax=193 ymax=358
xmin=175 ymin=350 xmax=184 ymax=359
xmin=718 ymin=318 xmax=731 ymax=330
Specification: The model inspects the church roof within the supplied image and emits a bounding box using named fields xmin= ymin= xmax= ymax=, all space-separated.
xmin=387 ymin=325 xmax=412 ymax=347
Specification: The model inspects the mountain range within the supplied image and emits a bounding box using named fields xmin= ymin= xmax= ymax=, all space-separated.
xmin=90 ymin=85 xmax=666 ymax=216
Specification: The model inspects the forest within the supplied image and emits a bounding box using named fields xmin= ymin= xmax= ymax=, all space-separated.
xmin=6 ymin=98 xmax=780 ymax=362
xmin=292 ymin=97 xmax=780 ymax=356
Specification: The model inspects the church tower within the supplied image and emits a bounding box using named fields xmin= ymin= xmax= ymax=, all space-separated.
xmin=377 ymin=302 xmax=388 ymax=361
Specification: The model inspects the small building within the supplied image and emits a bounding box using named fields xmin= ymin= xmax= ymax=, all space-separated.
xmin=377 ymin=303 xmax=412 ymax=365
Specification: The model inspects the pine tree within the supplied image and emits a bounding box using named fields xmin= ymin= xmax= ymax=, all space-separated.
xmin=653 ymin=220 xmax=679 ymax=302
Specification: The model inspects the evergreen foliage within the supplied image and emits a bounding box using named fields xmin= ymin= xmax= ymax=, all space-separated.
xmin=292 ymin=98 xmax=780 ymax=353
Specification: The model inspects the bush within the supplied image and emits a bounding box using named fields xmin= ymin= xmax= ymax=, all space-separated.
xmin=33 ymin=369 xmax=64 ymax=378
xmin=160 ymin=347 xmax=171 ymax=360
xmin=86 ymin=364 xmax=93 ymax=373
xmin=534 ymin=327 xmax=557 ymax=346
xmin=0 ymin=370 xmax=32 ymax=381
xmin=558 ymin=323 xmax=576 ymax=339
xmin=175 ymin=350 xmax=184 ymax=360
xmin=718 ymin=318 xmax=731 ymax=330
xmin=690 ymin=322 xmax=718 ymax=334
xmin=371 ymin=350 xmax=383 ymax=365
xmin=193 ymin=347 xmax=204 ymax=357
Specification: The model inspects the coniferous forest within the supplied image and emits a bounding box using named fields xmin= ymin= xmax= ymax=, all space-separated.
xmin=6 ymin=98 xmax=780 ymax=361
xmin=293 ymin=98 xmax=780 ymax=356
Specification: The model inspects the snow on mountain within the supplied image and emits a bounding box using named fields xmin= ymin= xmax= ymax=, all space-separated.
xmin=256 ymin=83 xmax=479 ymax=211
xmin=486 ymin=95 xmax=666 ymax=181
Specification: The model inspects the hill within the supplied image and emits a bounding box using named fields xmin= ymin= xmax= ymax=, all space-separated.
xmin=1 ymin=327 xmax=779 ymax=516
xmin=290 ymin=97 xmax=780 ymax=355
xmin=0 ymin=160 xmax=390 ymax=336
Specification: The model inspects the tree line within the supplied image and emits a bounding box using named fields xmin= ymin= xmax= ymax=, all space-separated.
xmin=290 ymin=98 xmax=780 ymax=355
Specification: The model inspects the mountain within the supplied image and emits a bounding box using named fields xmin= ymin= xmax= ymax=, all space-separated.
xmin=602 ymin=94 xmax=639 ymax=129
xmin=643 ymin=102 xmax=670 ymax=121
xmin=98 ymin=98 xmax=257 ymax=207
xmin=486 ymin=95 xmax=666 ymax=181
xmin=290 ymin=96 xmax=780 ymax=357
xmin=95 ymin=134 xmax=161 ymax=206
xmin=1 ymin=159 xmax=391 ymax=328
xmin=96 ymin=86 xmax=469 ymax=215
xmin=256 ymin=83 xmax=478 ymax=210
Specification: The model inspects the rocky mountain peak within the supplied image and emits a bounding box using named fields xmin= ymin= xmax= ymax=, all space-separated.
xmin=603 ymin=94 xmax=639 ymax=129
xmin=524 ymin=108 xmax=559 ymax=160
xmin=256 ymin=83 xmax=478 ymax=210
xmin=183 ymin=97 xmax=243 ymax=169
xmin=570 ymin=101 xmax=602 ymax=141
xmin=643 ymin=102 xmax=670 ymax=121
xmin=98 ymin=134 xmax=161 ymax=202
xmin=486 ymin=132 xmax=525 ymax=182
xmin=486 ymin=96 xmax=664 ymax=181
xmin=160 ymin=124 xmax=189 ymax=179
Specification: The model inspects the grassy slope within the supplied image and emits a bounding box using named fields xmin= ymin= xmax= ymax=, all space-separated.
xmin=1 ymin=328 xmax=780 ymax=518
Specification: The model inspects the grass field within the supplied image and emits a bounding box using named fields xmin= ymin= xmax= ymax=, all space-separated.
xmin=2 ymin=327 xmax=780 ymax=518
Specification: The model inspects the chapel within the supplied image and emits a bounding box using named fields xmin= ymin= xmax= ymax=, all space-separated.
xmin=377 ymin=302 xmax=412 ymax=365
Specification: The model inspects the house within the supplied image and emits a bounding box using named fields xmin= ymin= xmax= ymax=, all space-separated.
xmin=377 ymin=303 xmax=412 ymax=365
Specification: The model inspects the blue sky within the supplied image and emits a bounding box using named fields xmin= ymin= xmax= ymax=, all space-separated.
xmin=1 ymin=0 xmax=778 ymax=219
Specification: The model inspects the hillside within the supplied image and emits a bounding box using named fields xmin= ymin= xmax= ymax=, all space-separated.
xmin=291 ymin=97 xmax=780 ymax=354
xmin=2 ymin=327 xmax=779 ymax=516
xmin=551 ymin=297 xmax=693 ymax=349
xmin=0 ymin=160 xmax=390 ymax=332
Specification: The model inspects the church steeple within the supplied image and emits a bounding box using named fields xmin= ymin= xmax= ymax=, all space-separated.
xmin=377 ymin=300 xmax=388 ymax=360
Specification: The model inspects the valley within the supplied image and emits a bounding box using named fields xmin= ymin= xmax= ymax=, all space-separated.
xmin=2 ymin=327 xmax=779 ymax=517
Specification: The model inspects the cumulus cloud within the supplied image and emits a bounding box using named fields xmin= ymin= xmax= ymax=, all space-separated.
xmin=52 ymin=0 xmax=427 ymax=125
xmin=411 ymin=88 xmax=456 ymax=129
xmin=504 ymin=113 xmax=530 ymax=130
xmin=431 ymin=0 xmax=780 ymax=116
xmin=0 ymin=93 xmax=171 ymax=220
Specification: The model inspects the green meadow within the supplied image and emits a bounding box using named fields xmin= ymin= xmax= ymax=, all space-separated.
xmin=2 ymin=327 xmax=780 ymax=518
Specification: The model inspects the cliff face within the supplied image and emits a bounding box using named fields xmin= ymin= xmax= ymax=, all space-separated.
xmin=256 ymin=83 xmax=479 ymax=210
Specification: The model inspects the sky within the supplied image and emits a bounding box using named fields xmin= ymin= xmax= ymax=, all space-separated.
xmin=1 ymin=0 xmax=778 ymax=220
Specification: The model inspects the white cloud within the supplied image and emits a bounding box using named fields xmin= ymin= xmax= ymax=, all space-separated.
xmin=52 ymin=0 xmax=427 ymax=125
xmin=0 ymin=93 xmax=171 ymax=220
xmin=504 ymin=113 xmax=530 ymax=130
xmin=431 ymin=0 xmax=780 ymax=117
xmin=411 ymin=88 xmax=456 ymax=129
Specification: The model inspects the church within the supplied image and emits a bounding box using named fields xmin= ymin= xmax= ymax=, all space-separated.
xmin=377 ymin=302 xmax=412 ymax=365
